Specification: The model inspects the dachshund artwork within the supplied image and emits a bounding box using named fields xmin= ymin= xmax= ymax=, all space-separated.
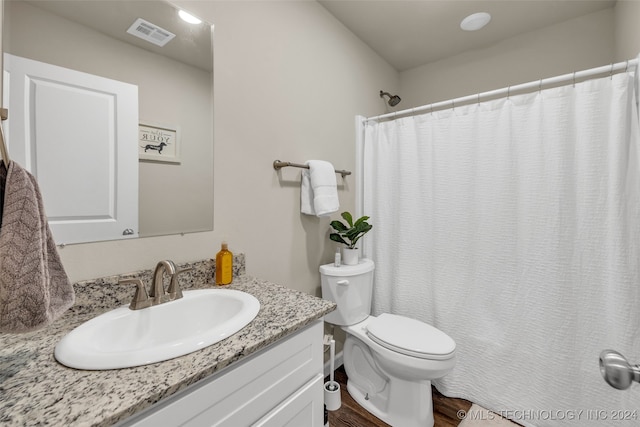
xmin=143 ymin=142 xmax=167 ymax=154
xmin=139 ymin=125 xmax=178 ymax=162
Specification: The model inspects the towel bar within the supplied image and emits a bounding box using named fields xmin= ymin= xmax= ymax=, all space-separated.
xmin=273 ymin=160 xmax=351 ymax=177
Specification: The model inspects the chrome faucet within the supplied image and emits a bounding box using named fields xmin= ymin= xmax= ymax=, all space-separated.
xmin=150 ymin=260 xmax=176 ymax=305
xmin=119 ymin=260 xmax=192 ymax=310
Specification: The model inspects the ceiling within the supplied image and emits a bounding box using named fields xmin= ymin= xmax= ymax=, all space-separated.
xmin=318 ymin=0 xmax=616 ymax=71
xmin=23 ymin=0 xmax=213 ymax=72
xmin=23 ymin=0 xmax=616 ymax=74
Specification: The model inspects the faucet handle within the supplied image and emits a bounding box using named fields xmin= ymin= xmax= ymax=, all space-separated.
xmin=119 ymin=278 xmax=152 ymax=310
xmin=168 ymin=267 xmax=194 ymax=301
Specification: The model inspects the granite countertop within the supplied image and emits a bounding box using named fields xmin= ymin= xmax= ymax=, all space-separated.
xmin=0 ymin=266 xmax=335 ymax=427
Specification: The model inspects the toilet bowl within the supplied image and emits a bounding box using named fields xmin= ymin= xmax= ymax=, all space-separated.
xmin=320 ymin=259 xmax=456 ymax=427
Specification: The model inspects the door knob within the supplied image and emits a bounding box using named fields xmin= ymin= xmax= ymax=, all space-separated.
xmin=599 ymin=350 xmax=640 ymax=390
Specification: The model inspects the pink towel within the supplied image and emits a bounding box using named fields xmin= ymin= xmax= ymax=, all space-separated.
xmin=0 ymin=161 xmax=74 ymax=333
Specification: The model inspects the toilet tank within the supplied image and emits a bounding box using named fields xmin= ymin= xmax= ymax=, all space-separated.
xmin=320 ymin=258 xmax=375 ymax=326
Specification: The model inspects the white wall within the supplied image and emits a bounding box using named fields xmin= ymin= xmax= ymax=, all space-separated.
xmin=399 ymin=8 xmax=615 ymax=108
xmin=48 ymin=0 xmax=399 ymax=298
xmin=615 ymin=0 xmax=640 ymax=61
xmin=179 ymin=0 xmax=399 ymax=295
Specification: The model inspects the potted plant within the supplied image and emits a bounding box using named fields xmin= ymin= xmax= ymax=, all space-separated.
xmin=330 ymin=211 xmax=373 ymax=265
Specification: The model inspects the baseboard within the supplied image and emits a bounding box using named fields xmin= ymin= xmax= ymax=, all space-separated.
xmin=324 ymin=350 xmax=344 ymax=378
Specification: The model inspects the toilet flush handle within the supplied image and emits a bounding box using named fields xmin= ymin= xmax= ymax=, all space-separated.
xmin=336 ymin=279 xmax=349 ymax=286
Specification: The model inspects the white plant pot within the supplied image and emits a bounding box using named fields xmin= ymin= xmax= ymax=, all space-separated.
xmin=342 ymin=248 xmax=359 ymax=265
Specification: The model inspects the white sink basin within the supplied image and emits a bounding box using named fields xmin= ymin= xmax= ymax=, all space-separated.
xmin=54 ymin=289 xmax=260 ymax=370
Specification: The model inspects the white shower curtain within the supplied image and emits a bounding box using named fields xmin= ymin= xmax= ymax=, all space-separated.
xmin=362 ymin=71 xmax=640 ymax=426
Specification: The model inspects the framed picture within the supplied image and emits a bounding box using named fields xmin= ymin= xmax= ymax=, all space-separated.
xmin=138 ymin=123 xmax=180 ymax=163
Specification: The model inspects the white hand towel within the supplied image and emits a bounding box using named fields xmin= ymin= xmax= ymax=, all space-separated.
xmin=300 ymin=160 xmax=339 ymax=217
xmin=300 ymin=169 xmax=315 ymax=215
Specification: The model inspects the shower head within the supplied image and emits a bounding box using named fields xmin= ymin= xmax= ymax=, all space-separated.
xmin=599 ymin=349 xmax=640 ymax=390
xmin=380 ymin=90 xmax=401 ymax=107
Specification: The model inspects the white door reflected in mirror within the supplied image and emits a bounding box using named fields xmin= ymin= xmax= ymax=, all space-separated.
xmin=4 ymin=54 xmax=139 ymax=244
xmin=3 ymin=0 xmax=214 ymax=244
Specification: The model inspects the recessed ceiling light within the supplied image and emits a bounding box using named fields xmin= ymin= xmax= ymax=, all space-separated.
xmin=460 ymin=12 xmax=491 ymax=31
xmin=179 ymin=10 xmax=202 ymax=25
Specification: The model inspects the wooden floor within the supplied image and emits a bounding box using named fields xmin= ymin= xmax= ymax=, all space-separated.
xmin=327 ymin=366 xmax=472 ymax=427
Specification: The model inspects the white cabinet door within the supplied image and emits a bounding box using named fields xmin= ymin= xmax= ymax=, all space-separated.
xmin=253 ymin=374 xmax=324 ymax=427
xmin=3 ymin=53 xmax=138 ymax=244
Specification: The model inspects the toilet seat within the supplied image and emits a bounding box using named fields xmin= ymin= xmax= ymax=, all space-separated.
xmin=366 ymin=313 xmax=455 ymax=360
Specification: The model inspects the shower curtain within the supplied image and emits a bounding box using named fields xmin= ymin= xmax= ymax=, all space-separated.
xmin=361 ymin=70 xmax=640 ymax=426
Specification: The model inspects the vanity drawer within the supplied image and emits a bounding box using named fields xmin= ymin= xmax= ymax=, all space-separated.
xmin=121 ymin=320 xmax=323 ymax=427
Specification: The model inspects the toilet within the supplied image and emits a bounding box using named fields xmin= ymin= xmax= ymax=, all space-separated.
xmin=320 ymin=258 xmax=456 ymax=427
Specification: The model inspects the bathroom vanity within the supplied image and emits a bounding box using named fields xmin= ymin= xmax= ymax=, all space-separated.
xmin=121 ymin=321 xmax=324 ymax=426
xmin=0 ymin=257 xmax=335 ymax=426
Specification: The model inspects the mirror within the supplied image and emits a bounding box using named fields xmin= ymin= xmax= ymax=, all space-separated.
xmin=3 ymin=0 xmax=213 ymax=242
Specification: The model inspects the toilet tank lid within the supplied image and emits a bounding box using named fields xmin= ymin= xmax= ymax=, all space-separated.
xmin=367 ymin=313 xmax=456 ymax=358
xmin=320 ymin=258 xmax=374 ymax=276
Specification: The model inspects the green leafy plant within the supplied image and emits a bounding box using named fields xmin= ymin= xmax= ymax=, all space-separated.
xmin=329 ymin=211 xmax=373 ymax=249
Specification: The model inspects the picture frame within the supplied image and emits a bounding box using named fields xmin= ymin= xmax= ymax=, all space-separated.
xmin=138 ymin=122 xmax=180 ymax=163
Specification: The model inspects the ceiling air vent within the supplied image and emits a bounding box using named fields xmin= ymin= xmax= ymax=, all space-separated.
xmin=126 ymin=18 xmax=175 ymax=47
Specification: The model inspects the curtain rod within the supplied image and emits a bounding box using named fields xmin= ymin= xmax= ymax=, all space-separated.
xmin=365 ymin=58 xmax=639 ymax=123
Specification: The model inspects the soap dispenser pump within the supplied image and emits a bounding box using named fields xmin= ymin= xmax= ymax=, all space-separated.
xmin=215 ymin=242 xmax=233 ymax=285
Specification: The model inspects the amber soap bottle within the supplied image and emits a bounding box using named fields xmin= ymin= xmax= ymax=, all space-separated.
xmin=215 ymin=242 xmax=233 ymax=285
